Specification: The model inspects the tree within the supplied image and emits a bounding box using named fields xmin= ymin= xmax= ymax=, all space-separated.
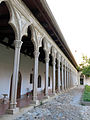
xmin=78 ymin=55 xmax=90 ymax=77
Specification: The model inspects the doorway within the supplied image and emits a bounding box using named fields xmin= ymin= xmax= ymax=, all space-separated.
xmin=9 ymin=71 xmax=22 ymax=100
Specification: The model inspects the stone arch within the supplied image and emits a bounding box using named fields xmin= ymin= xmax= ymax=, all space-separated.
xmin=0 ymin=1 xmax=15 ymax=39
xmin=0 ymin=0 xmax=18 ymax=39
xmin=21 ymin=25 xmax=35 ymax=57
xmin=0 ymin=1 xmax=16 ymax=99
xmin=1 ymin=0 xmax=31 ymax=40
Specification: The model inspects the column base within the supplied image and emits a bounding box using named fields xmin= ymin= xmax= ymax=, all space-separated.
xmin=52 ymin=93 xmax=57 ymax=96
xmin=43 ymin=95 xmax=50 ymax=99
xmin=57 ymin=91 xmax=61 ymax=94
xmin=65 ymin=89 xmax=68 ymax=92
xmin=64 ymin=89 xmax=67 ymax=91
xmin=6 ymin=107 xmax=19 ymax=114
xmin=31 ymin=100 xmax=40 ymax=105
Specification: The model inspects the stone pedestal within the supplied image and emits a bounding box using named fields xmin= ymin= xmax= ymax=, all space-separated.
xmin=44 ymin=95 xmax=50 ymax=99
xmin=6 ymin=107 xmax=19 ymax=114
xmin=31 ymin=100 xmax=40 ymax=105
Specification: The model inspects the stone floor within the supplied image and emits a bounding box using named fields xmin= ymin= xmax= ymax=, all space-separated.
xmin=1 ymin=86 xmax=90 ymax=120
xmin=0 ymin=91 xmax=53 ymax=116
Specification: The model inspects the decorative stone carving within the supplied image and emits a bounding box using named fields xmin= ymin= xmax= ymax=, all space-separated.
xmin=51 ymin=47 xmax=57 ymax=94
xmin=52 ymin=47 xmax=57 ymax=64
xmin=34 ymin=50 xmax=40 ymax=58
xmin=43 ymin=38 xmax=51 ymax=53
xmin=62 ymin=57 xmax=65 ymax=65
xmin=56 ymin=52 xmax=61 ymax=92
xmin=9 ymin=6 xmax=30 ymax=40
xmin=14 ymin=40 xmax=23 ymax=48
xmin=30 ymin=25 xmax=44 ymax=51
xmin=43 ymin=38 xmax=51 ymax=62
xmin=42 ymin=38 xmax=51 ymax=97
xmin=57 ymin=52 xmax=61 ymax=62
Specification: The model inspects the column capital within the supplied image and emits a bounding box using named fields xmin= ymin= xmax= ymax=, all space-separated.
xmin=52 ymin=57 xmax=56 ymax=65
xmin=61 ymin=57 xmax=65 ymax=64
xmin=43 ymin=38 xmax=51 ymax=53
xmin=14 ymin=40 xmax=23 ymax=48
xmin=31 ymin=24 xmax=44 ymax=49
xmin=57 ymin=61 xmax=60 ymax=67
xmin=63 ymin=60 xmax=67 ymax=67
xmin=43 ymin=38 xmax=51 ymax=63
xmin=34 ymin=50 xmax=40 ymax=58
xmin=66 ymin=62 xmax=69 ymax=67
xmin=52 ymin=47 xmax=57 ymax=58
xmin=57 ymin=52 xmax=61 ymax=62
xmin=52 ymin=47 xmax=57 ymax=65
xmin=45 ymin=52 xmax=50 ymax=63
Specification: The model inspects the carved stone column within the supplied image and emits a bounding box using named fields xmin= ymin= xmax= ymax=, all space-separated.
xmin=52 ymin=47 xmax=57 ymax=95
xmin=71 ymin=70 xmax=73 ymax=88
xmin=43 ymin=39 xmax=51 ymax=98
xmin=57 ymin=52 xmax=61 ymax=93
xmin=45 ymin=52 xmax=50 ymax=97
xmin=71 ymin=69 xmax=73 ymax=88
xmin=61 ymin=57 xmax=64 ymax=91
xmin=71 ymin=70 xmax=74 ymax=88
xmin=70 ymin=69 xmax=71 ymax=88
xmin=67 ymin=63 xmax=69 ymax=89
xmin=33 ymin=50 xmax=40 ymax=102
xmin=30 ymin=25 xmax=43 ymax=103
xmin=8 ymin=40 xmax=23 ymax=114
xmin=68 ymin=67 xmax=70 ymax=89
xmin=64 ymin=61 xmax=66 ymax=90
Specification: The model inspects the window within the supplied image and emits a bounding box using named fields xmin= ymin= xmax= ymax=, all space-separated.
xmin=48 ymin=77 xmax=50 ymax=87
xmin=38 ymin=75 xmax=41 ymax=88
xmin=30 ymin=74 xmax=33 ymax=84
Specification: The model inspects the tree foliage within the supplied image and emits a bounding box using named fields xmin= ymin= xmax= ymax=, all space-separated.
xmin=78 ymin=55 xmax=90 ymax=77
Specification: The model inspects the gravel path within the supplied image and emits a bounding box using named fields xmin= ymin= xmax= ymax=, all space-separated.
xmin=14 ymin=87 xmax=90 ymax=120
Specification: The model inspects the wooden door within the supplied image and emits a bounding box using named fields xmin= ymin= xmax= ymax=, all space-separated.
xmin=9 ymin=71 xmax=22 ymax=100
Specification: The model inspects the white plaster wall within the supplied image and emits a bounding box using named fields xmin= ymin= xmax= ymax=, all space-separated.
xmin=0 ymin=44 xmax=14 ymax=99
xmin=0 ymin=44 xmax=53 ymax=99
xmin=20 ymin=55 xmax=53 ymax=95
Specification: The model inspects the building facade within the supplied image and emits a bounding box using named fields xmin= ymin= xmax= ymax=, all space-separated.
xmin=0 ymin=0 xmax=79 ymax=114
xmin=79 ymin=72 xmax=90 ymax=86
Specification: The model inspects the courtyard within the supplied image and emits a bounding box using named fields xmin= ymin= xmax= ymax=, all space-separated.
xmin=1 ymin=86 xmax=90 ymax=120
xmin=0 ymin=0 xmax=90 ymax=120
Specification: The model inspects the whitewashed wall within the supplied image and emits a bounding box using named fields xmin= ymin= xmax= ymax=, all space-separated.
xmin=0 ymin=44 xmax=52 ymax=99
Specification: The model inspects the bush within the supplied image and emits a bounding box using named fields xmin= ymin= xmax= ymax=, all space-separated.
xmin=83 ymin=85 xmax=90 ymax=101
xmin=85 ymin=85 xmax=90 ymax=92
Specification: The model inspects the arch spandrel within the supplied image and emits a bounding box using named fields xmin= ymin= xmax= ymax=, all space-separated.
xmin=43 ymin=38 xmax=51 ymax=54
xmin=51 ymin=46 xmax=57 ymax=59
xmin=30 ymin=24 xmax=44 ymax=51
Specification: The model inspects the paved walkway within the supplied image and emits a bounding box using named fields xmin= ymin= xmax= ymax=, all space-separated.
xmin=1 ymin=86 xmax=90 ymax=120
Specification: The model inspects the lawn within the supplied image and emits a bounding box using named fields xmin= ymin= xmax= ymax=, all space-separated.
xmin=83 ymin=85 xmax=90 ymax=101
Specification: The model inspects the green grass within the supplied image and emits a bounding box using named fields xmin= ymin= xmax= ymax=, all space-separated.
xmin=83 ymin=85 xmax=90 ymax=101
